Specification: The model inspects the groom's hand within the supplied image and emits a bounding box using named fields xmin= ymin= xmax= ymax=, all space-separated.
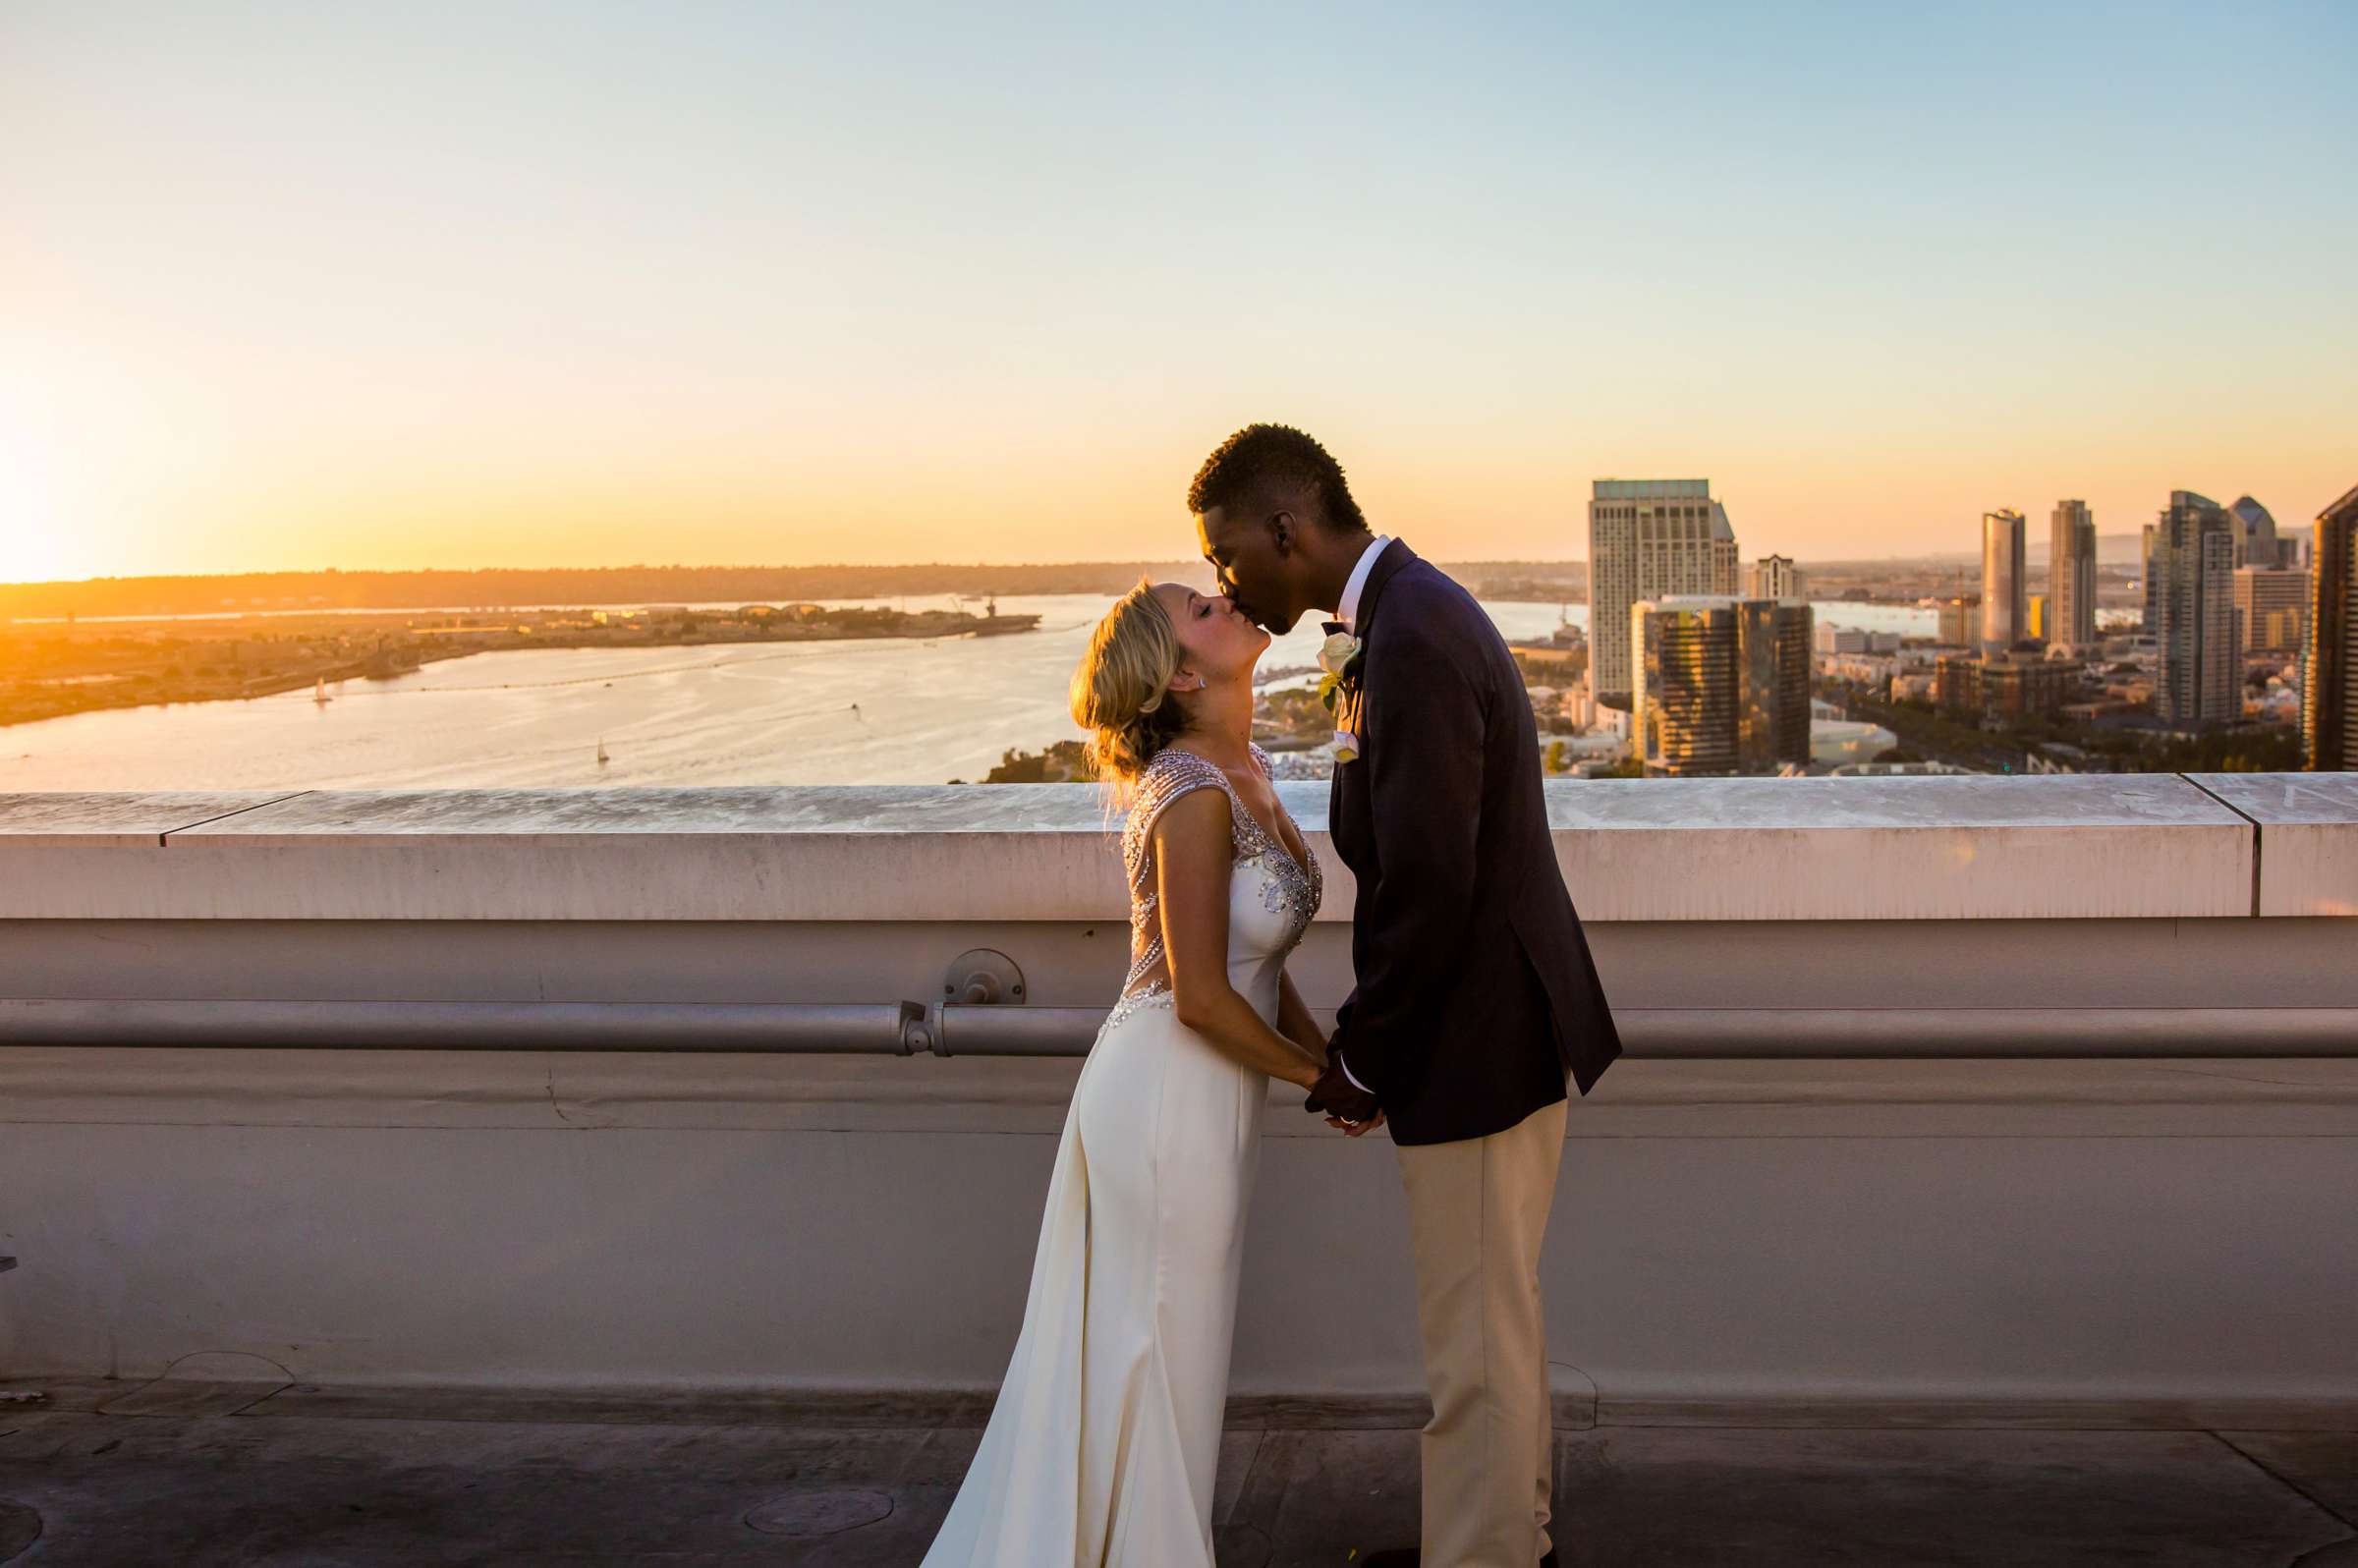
xmin=1304 ymin=1056 xmax=1380 ymax=1129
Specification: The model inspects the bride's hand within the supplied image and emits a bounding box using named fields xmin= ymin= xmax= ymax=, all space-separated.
xmin=1325 ymin=1108 xmax=1385 ymax=1138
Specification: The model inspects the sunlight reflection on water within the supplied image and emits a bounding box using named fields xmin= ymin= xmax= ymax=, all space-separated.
xmin=0 ymin=595 xmax=1929 ymax=791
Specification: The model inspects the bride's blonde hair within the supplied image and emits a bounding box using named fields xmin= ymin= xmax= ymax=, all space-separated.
xmin=1070 ymin=580 xmax=1188 ymax=788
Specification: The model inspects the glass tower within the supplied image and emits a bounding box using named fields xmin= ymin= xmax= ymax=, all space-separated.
xmin=1634 ymin=595 xmax=1813 ymax=775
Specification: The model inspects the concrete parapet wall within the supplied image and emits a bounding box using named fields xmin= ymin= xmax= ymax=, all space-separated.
xmin=1 ymin=776 xmax=2353 ymax=1416
xmin=0 ymin=773 xmax=2324 ymax=923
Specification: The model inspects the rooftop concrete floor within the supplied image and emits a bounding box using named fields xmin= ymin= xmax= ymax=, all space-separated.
xmin=1 ymin=1378 xmax=2354 ymax=1567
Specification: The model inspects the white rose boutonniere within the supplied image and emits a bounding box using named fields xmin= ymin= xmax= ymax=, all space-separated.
xmin=1315 ymin=620 xmax=1367 ymax=762
xmin=1314 ymin=629 xmax=1364 ymax=714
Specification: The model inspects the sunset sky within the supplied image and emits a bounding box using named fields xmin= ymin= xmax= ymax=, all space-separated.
xmin=5 ymin=2 xmax=2354 ymax=584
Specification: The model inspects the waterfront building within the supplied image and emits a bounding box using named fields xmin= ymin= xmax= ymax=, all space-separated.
xmin=2144 ymin=491 xmax=2239 ymax=727
xmin=1980 ymin=509 xmax=2029 ymax=653
xmin=2229 ymin=495 xmax=2289 ymax=569
xmin=2050 ymin=499 xmax=2098 ymax=648
xmin=2306 ymin=483 xmax=2358 ymax=769
xmin=2233 ymin=567 xmax=2310 ymax=655
xmin=1589 ymin=478 xmax=1741 ymax=709
xmin=1632 ymin=595 xmax=1811 ymax=775
xmin=1746 ymin=554 xmax=1806 ymax=602
xmin=1936 ymin=594 xmax=1981 ymax=647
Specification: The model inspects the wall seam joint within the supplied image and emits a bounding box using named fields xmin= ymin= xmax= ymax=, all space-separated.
xmin=2177 ymin=773 xmax=2263 ymax=917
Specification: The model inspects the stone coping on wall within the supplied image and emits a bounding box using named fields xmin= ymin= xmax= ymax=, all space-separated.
xmin=0 ymin=772 xmax=2345 ymax=923
xmin=2186 ymin=771 xmax=2358 ymax=917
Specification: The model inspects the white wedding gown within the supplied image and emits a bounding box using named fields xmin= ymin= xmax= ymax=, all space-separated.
xmin=922 ymin=744 xmax=1321 ymax=1568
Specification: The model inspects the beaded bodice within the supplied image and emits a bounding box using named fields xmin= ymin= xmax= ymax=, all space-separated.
xmin=1110 ymin=744 xmax=1321 ymax=1023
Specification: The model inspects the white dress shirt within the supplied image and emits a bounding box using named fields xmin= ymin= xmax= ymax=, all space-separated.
xmin=1336 ymin=533 xmax=1392 ymax=633
xmin=1329 ymin=532 xmax=1391 ymax=1100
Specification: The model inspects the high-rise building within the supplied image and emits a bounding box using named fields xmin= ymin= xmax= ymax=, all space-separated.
xmin=1632 ymin=595 xmax=1811 ymax=776
xmin=1980 ymin=509 xmax=2029 ymax=652
xmin=1588 ymin=478 xmax=1740 ymax=709
xmin=2306 ymin=484 xmax=2358 ymax=769
xmin=2049 ymin=499 xmax=2098 ymax=648
xmin=1746 ymin=554 xmax=1806 ymax=602
xmin=2144 ymin=490 xmax=2239 ymax=727
xmin=1937 ymin=594 xmax=1981 ymax=647
xmin=2233 ymin=567 xmax=2311 ymax=654
xmin=2228 ymin=495 xmax=2289 ymax=569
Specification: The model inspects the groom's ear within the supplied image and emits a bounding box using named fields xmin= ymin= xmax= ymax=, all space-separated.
xmin=1266 ymin=509 xmax=1298 ymax=556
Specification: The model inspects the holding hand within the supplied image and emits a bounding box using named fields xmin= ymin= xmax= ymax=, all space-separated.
xmin=1304 ymin=1054 xmax=1381 ymax=1131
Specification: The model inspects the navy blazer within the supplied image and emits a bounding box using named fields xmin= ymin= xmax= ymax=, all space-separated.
xmin=1326 ymin=540 xmax=1621 ymax=1146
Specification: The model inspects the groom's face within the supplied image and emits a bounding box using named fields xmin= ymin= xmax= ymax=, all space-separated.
xmin=1194 ymin=505 xmax=1302 ymax=634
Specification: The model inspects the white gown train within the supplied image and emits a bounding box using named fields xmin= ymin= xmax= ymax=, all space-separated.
xmin=922 ymin=746 xmax=1319 ymax=1567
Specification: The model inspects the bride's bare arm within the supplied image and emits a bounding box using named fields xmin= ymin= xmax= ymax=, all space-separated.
xmin=1274 ymin=972 xmax=1328 ymax=1066
xmin=1151 ymin=789 xmax=1324 ymax=1090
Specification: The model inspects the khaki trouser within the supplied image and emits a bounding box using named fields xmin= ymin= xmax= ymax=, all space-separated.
xmin=1394 ymin=1095 xmax=1568 ymax=1567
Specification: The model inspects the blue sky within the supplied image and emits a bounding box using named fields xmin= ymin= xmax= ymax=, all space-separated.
xmin=4 ymin=1 xmax=2353 ymax=577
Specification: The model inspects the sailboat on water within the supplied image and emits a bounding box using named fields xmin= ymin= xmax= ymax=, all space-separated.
xmin=595 ymin=737 xmax=611 ymax=765
xmin=311 ymin=677 xmax=331 ymax=704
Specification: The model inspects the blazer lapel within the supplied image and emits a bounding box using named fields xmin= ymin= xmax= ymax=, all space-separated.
xmin=1334 ymin=538 xmax=1414 ymax=761
xmin=1350 ymin=539 xmax=1416 ymax=734
xmin=1329 ymin=539 xmax=1412 ymax=820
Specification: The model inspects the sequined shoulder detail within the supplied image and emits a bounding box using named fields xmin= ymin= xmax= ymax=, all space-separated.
xmin=1113 ymin=749 xmax=1236 ymax=1008
xmin=1119 ymin=748 xmax=1234 ymax=882
xmin=1107 ymin=746 xmax=1322 ymax=1018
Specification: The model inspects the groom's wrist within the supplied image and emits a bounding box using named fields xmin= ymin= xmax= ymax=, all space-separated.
xmin=1335 ymin=1052 xmax=1373 ymax=1096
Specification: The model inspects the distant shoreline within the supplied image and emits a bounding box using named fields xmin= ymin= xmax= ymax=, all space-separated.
xmin=0 ymin=603 xmax=1043 ymax=731
xmin=0 ymin=536 xmax=2156 ymax=621
xmin=0 ymin=561 xmax=1596 ymax=621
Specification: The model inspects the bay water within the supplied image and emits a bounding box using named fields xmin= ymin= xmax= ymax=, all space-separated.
xmin=0 ymin=595 xmax=1932 ymax=790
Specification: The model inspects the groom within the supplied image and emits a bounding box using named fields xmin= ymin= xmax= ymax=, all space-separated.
xmin=1191 ymin=424 xmax=1621 ymax=1567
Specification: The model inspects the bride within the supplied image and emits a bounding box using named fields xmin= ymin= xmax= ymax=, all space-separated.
xmin=921 ymin=580 xmax=1375 ymax=1565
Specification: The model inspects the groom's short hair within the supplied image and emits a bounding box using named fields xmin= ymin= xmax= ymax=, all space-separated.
xmin=1188 ymin=423 xmax=1369 ymax=534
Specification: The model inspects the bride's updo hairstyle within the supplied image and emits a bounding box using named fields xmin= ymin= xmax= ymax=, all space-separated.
xmin=1070 ymin=580 xmax=1188 ymax=789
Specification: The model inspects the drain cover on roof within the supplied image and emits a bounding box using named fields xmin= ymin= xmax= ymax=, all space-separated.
xmin=744 ymin=1487 xmax=894 ymax=1538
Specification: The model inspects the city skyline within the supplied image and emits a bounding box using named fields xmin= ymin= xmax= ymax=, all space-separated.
xmin=0 ymin=480 xmax=2322 ymax=589
xmin=5 ymin=3 xmax=2354 ymax=584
